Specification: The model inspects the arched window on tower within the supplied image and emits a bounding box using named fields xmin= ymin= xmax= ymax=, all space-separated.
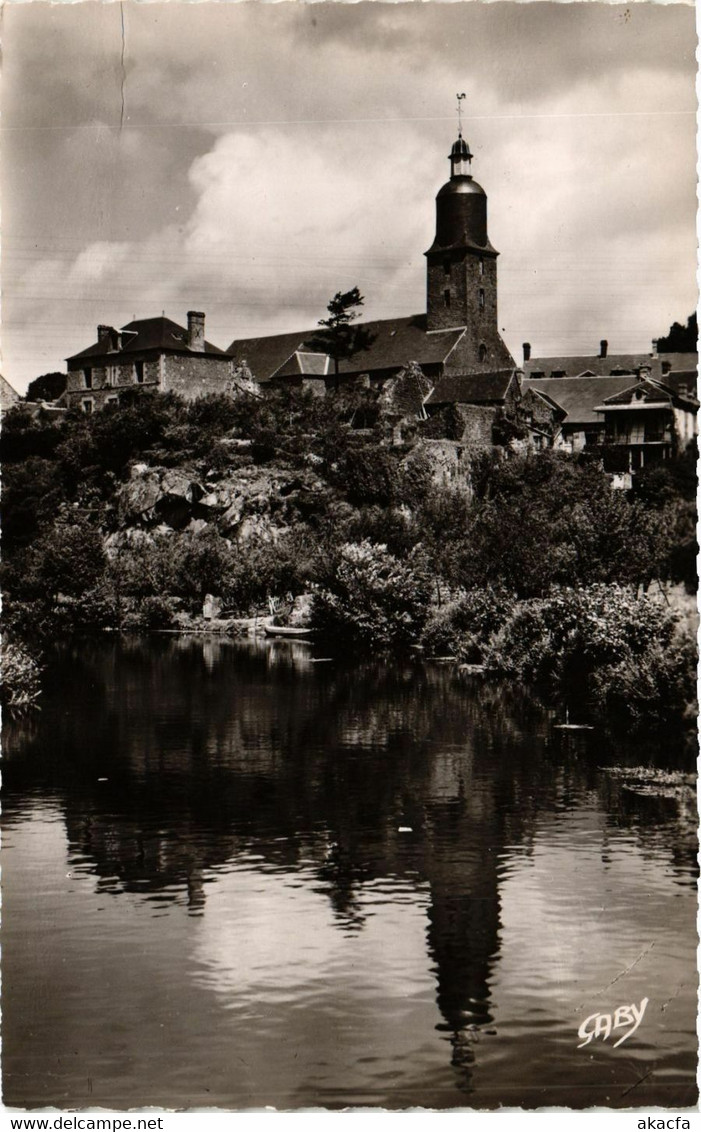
xmin=478 ymin=344 xmax=487 ymax=363
xmin=443 ymin=258 xmax=451 ymax=277
xmin=479 ymin=289 xmax=485 ymax=311
xmin=443 ymin=289 xmax=451 ymax=309
xmin=479 ymin=257 xmax=485 ymax=276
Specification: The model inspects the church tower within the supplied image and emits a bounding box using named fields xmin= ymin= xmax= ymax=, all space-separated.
xmin=425 ymin=131 xmax=514 ymax=372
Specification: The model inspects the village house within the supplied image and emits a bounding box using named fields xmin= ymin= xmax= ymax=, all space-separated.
xmin=64 ymin=312 xmax=232 ymax=412
xmin=521 ymin=341 xmax=698 ymax=461
xmin=594 ymin=376 xmax=698 ymax=478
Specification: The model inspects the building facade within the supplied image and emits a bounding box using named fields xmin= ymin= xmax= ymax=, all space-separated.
xmin=64 ymin=312 xmax=231 ymax=412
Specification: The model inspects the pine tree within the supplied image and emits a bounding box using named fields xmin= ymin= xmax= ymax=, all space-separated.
xmin=305 ymin=288 xmax=374 ymax=389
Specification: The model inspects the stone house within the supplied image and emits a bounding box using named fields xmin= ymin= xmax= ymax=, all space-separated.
xmin=521 ymin=375 xmax=643 ymax=452
xmin=64 ymin=312 xmax=231 ymax=412
xmin=594 ymin=377 xmax=698 ymax=476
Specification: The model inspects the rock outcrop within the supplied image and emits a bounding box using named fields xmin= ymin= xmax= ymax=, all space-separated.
xmin=117 ymin=461 xmax=333 ymax=543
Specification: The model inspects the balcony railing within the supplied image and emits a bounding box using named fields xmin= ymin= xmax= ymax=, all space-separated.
xmin=604 ymin=432 xmax=670 ymax=445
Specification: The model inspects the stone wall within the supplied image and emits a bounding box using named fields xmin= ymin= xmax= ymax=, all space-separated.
xmin=455 ymin=403 xmax=497 ymax=450
xmin=65 ymin=353 xmax=233 ymax=410
xmin=162 ymin=355 xmax=232 ymax=400
xmin=65 ymin=359 xmax=162 ymax=411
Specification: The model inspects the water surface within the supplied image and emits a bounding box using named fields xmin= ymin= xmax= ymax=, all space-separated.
xmin=3 ymin=637 xmax=697 ymax=1109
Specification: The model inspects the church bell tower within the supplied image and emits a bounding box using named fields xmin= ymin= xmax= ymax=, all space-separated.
xmin=425 ymin=124 xmax=513 ymax=372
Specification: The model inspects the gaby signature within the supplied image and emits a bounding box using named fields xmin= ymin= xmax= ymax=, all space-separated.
xmin=577 ymin=997 xmax=649 ymax=1048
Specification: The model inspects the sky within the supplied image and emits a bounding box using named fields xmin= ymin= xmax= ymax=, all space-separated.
xmin=2 ymin=1 xmax=698 ymax=394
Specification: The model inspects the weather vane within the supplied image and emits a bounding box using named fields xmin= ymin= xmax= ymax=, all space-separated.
xmin=456 ymin=92 xmax=466 ymax=136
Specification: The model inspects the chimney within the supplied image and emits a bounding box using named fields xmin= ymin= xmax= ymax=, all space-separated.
xmin=187 ymin=311 xmax=205 ymax=352
xmin=651 ymin=338 xmax=659 ymax=358
xmin=97 ymin=325 xmax=112 ymax=345
xmin=599 ymin=339 xmax=608 ymax=359
xmin=522 ymin=342 xmax=531 ymax=363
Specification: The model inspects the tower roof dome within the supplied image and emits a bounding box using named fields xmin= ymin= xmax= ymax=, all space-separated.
xmin=437 ymin=177 xmax=486 ymax=198
xmin=450 ymin=135 xmax=472 ymax=162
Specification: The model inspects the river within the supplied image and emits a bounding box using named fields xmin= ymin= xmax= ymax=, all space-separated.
xmin=2 ymin=636 xmax=697 ymax=1110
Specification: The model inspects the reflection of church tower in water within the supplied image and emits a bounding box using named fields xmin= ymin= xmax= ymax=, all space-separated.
xmin=420 ymin=743 xmax=508 ymax=1077
xmin=425 ymin=119 xmax=514 ymax=373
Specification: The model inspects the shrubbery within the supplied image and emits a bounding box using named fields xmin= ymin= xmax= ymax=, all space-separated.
xmin=312 ymin=539 xmax=432 ymax=648
xmin=2 ymin=388 xmax=696 ymax=728
xmin=1 ymin=641 xmax=42 ymax=708
xmin=483 ymin=585 xmax=697 ymax=724
xmin=421 ymin=586 xmax=515 ymax=661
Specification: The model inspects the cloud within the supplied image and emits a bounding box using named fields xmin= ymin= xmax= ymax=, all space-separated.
xmin=3 ymin=2 xmax=696 ymax=391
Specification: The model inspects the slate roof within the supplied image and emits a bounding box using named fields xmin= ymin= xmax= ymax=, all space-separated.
xmin=524 ymin=354 xmax=662 ymax=380
xmin=522 ymin=376 xmax=639 ymax=426
xmin=425 ymin=370 xmax=516 ymax=407
xmin=67 ymin=316 xmax=229 ymax=362
xmin=270 ymin=351 xmax=330 ymax=379
xmin=595 ymin=378 xmax=699 ymax=411
xmin=657 ymin=352 xmax=698 ymax=374
xmin=0 ymin=374 xmax=20 ymax=411
xmin=229 ymin=315 xmax=465 ymax=383
xmin=662 ymin=370 xmax=698 ymax=397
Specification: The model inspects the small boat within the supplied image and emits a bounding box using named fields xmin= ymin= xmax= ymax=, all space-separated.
xmin=264 ymin=624 xmax=314 ymax=639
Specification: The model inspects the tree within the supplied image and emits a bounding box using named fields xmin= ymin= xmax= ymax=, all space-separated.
xmin=305 ymin=287 xmax=374 ymax=389
xmin=26 ymin=371 xmax=67 ymax=402
xmin=656 ymin=313 xmax=698 ymax=353
xmin=311 ymin=539 xmax=432 ymax=649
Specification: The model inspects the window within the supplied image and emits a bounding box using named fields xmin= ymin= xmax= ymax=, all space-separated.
xmin=443 ymin=258 xmax=451 ymax=277
xmin=443 ymin=289 xmax=451 ymax=309
xmin=479 ymin=257 xmax=484 ymax=276
xmin=479 ymin=289 xmax=485 ymax=310
xmin=82 ymin=399 xmax=94 ymax=415
xmin=478 ymin=343 xmax=487 ymax=363
xmin=134 ymin=361 xmax=144 ymax=384
xmin=83 ymin=367 xmax=93 ymax=389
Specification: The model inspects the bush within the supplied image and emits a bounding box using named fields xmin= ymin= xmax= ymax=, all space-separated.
xmin=422 ymin=586 xmax=515 ymax=661
xmin=311 ymin=539 xmax=432 ymax=649
xmin=1 ymin=641 xmax=42 ymax=708
xmin=121 ymin=595 xmax=177 ymax=632
xmin=484 ymin=584 xmax=696 ymax=725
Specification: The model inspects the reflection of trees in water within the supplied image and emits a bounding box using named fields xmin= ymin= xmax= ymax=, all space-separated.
xmin=3 ymin=636 xmax=694 ymax=1081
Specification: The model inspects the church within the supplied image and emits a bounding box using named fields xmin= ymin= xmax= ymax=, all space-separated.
xmin=61 ymin=123 xmax=696 ymax=467
xmin=228 ymin=131 xmax=516 ymax=392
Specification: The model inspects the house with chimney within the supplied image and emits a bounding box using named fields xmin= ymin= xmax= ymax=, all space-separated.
xmin=64 ymin=312 xmax=231 ymax=412
xmin=521 ymin=338 xmax=698 ymax=456
xmin=594 ymin=375 xmax=698 ymax=476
